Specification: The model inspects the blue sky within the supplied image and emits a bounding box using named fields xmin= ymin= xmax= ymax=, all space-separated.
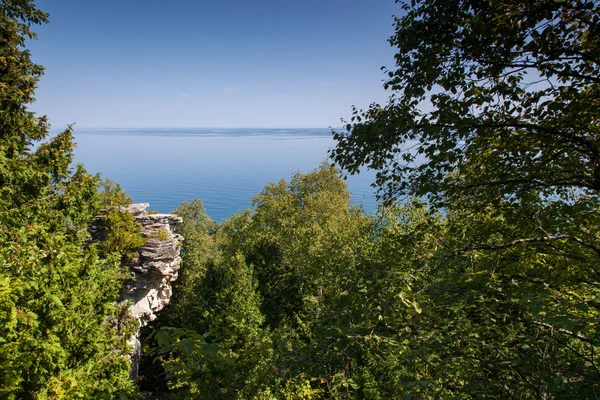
xmin=29 ymin=0 xmax=399 ymax=128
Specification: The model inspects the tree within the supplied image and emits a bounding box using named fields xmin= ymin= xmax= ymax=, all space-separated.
xmin=0 ymin=1 xmax=140 ymax=397
xmin=154 ymin=201 xmax=270 ymax=399
xmin=153 ymin=165 xmax=377 ymax=398
xmin=237 ymin=162 xmax=373 ymax=329
xmin=329 ymin=0 xmax=600 ymax=397
xmin=160 ymin=199 xmax=218 ymax=330
xmin=331 ymin=0 xmax=599 ymax=207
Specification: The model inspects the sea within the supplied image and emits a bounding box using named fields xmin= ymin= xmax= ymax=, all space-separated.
xmin=70 ymin=128 xmax=379 ymax=221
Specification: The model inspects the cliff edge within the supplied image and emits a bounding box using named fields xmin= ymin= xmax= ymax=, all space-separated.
xmin=119 ymin=203 xmax=183 ymax=378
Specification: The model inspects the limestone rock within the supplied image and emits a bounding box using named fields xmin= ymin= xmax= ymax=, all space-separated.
xmin=91 ymin=203 xmax=184 ymax=379
xmin=121 ymin=202 xmax=150 ymax=216
xmin=120 ymin=204 xmax=183 ymax=327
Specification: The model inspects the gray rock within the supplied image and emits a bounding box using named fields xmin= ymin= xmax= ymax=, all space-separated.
xmin=120 ymin=206 xmax=183 ymax=327
xmin=92 ymin=203 xmax=184 ymax=379
xmin=121 ymin=203 xmax=150 ymax=216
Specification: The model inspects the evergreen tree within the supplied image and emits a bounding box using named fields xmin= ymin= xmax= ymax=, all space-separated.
xmin=0 ymin=1 xmax=139 ymax=397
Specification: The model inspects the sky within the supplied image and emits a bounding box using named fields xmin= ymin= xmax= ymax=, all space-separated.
xmin=29 ymin=0 xmax=400 ymax=128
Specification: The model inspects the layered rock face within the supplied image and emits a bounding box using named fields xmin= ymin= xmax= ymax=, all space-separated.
xmin=89 ymin=203 xmax=183 ymax=378
xmin=121 ymin=203 xmax=183 ymax=327
xmin=118 ymin=204 xmax=183 ymax=378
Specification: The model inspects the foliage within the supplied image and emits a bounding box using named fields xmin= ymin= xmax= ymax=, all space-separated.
xmin=154 ymin=165 xmax=378 ymax=398
xmin=157 ymin=254 xmax=270 ymax=399
xmin=159 ymin=184 xmax=600 ymax=398
xmin=94 ymin=178 xmax=145 ymax=264
xmin=95 ymin=209 xmax=146 ymax=262
xmin=229 ymin=162 xmax=374 ymax=328
xmin=154 ymin=1 xmax=600 ymax=398
xmin=330 ymin=0 xmax=600 ymax=208
xmin=326 ymin=0 xmax=600 ymax=398
xmin=97 ymin=178 xmax=132 ymax=209
xmin=149 ymin=199 xmax=267 ymax=398
xmin=161 ymin=199 xmax=218 ymax=329
xmin=0 ymin=1 xmax=139 ymax=397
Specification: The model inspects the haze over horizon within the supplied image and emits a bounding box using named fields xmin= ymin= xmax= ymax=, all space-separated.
xmin=30 ymin=0 xmax=399 ymax=129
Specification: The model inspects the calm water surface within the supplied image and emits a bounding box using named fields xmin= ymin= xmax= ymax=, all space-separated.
xmin=71 ymin=128 xmax=378 ymax=221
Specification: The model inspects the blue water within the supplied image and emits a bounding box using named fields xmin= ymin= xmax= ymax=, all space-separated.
xmin=71 ymin=128 xmax=379 ymax=221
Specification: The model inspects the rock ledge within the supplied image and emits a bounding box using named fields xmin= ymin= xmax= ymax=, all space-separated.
xmin=119 ymin=203 xmax=183 ymax=378
xmin=120 ymin=203 xmax=183 ymax=326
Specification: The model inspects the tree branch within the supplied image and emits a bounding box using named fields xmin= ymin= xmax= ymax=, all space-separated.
xmin=466 ymin=234 xmax=600 ymax=256
xmin=528 ymin=320 xmax=592 ymax=344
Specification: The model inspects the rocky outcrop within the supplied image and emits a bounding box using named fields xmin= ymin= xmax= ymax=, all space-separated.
xmin=119 ymin=203 xmax=183 ymax=379
xmin=90 ymin=203 xmax=184 ymax=378
xmin=120 ymin=203 xmax=183 ymax=327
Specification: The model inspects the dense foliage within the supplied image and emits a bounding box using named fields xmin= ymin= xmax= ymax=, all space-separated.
xmin=154 ymin=164 xmax=599 ymax=399
xmin=0 ymin=1 xmax=142 ymax=398
xmin=331 ymin=0 xmax=600 ymax=208
xmin=324 ymin=0 xmax=600 ymax=397
xmin=154 ymin=0 xmax=600 ymax=398
xmin=154 ymin=164 xmax=377 ymax=398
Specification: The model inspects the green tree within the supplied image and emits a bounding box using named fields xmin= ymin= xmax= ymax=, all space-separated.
xmin=0 ymin=1 xmax=139 ymax=397
xmin=153 ymin=165 xmax=377 ymax=399
xmin=331 ymin=0 xmax=599 ymax=207
xmin=255 ymin=201 xmax=440 ymax=399
xmin=162 ymin=199 xmax=218 ymax=329
xmin=233 ymin=162 xmax=374 ymax=329
xmin=157 ymin=253 xmax=269 ymax=399
xmin=329 ymin=0 xmax=600 ymax=397
xmin=153 ymin=199 xmax=270 ymax=399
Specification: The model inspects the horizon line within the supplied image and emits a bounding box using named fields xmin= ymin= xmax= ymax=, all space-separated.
xmin=49 ymin=126 xmax=346 ymax=131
